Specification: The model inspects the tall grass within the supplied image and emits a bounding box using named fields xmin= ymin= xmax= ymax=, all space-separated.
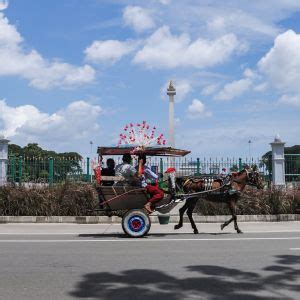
xmin=195 ymin=187 xmax=300 ymax=215
xmin=0 ymin=183 xmax=98 ymax=216
xmin=0 ymin=184 xmax=299 ymax=216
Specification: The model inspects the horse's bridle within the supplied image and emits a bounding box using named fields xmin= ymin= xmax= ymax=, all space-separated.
xmin=232 ymin=169 xmax=262 ymax=188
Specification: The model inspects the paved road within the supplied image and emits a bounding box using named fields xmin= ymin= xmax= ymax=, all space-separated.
xmin=0 ymin=222 xmax=299 ymax=299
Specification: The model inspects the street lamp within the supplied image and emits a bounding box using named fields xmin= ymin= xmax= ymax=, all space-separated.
xmin=248 ymin=140 xmax=252 ymax=158
xmin=90 ymin=141 xmax=93 ymax=155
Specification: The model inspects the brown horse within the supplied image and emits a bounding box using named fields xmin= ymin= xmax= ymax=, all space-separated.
xmin=174 ymin=168 xmax=264 ymax=234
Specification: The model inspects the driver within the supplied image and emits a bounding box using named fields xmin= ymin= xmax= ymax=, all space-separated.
xmin=137 ymin=154 xmax=164 ymax=213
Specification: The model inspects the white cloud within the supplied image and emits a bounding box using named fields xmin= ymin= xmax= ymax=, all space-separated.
xmin=85 ymin=39 xmax=138 ymax=64
xmin=0 ymin=0 xmax=8 ymax=11
xmin=243 ymin=68 xmax=256 ymax=79
xmin=133 ymin=26 xmax=243 ymax=69
xmin=206 ymin=13 xmax=278 ymax=37
xmin=0 ymin=99 xmax=102 ymax=152
xmin=187 ymin=99 xmax=212 ymax=119
xmin=123 ymin=6 xmax=155 ymax=33
xmin=0 ymin=13 xmax=95 ymax=89
xmin=214 ymin=78 xmax=252 ymax=101
xmin=254 ymin=82 xmax=268 ymax=92
xmin=201 ymin=84 xmax=219 ymax=96
xmin=158 ymin=0 xmax=171 ymax=5
xmin=258 ymin=30 xmax=300 ymax=94
xmin=161 ymin=79 xmax=192 ymax=102
xmin=278 ymin=94 xmax=300 ymax=107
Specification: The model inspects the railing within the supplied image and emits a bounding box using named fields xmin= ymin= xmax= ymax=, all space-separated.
xmin=285 ymin=154 xmax=300 ymax=182
xmin=101 ymin=156 xmax=269 ymax=181
xmin=6 ymin=155 xmax=275 ymax=185
xmin=6 ymin=156 xmax=96 ymax=185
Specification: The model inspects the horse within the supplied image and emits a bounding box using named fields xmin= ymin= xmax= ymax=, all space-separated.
xmin=174 ymin=168 xmax=265 ymax=234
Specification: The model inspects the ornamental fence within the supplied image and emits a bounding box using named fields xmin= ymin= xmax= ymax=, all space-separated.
xmin=284 ymin=154 xmax=300 ymax=182
xmin=5 ymin=154 xmax=300 ymax=186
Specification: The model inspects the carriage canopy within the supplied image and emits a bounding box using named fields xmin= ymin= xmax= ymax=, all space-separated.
xmin=97 ymin=146 xmax=190 ymax=157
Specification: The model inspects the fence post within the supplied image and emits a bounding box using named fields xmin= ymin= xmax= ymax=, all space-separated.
xmin=0 ymin=136 xmax=9 ymax=186
xmin=86 ymin=157 xmax=90 ymax=182
xmin=238 ymin=158 xmax=242 ymax=171
xmin=18 ymin=156 xmax=23 ymax=185
xmin=196 ymin=158 xmax=200 ymax=175
xmin=270 ymin=135 xmax=285 ymax=187
xmin=11 ymin=155 xmax=16 ymax=182
xmin=159 ymin=158 xmax=163 ymax=184
xmin=49 ymin=157 xmax=54 ymax=185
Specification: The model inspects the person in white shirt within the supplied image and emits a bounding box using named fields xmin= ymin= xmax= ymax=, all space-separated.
xmin=114 ymin=153 xmax=139 ymax=186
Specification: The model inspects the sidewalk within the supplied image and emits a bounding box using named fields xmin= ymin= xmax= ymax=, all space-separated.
xmin=0 ymin=221 xmax=299 ymax=235
xmin=0 ymin=214 xmax=299 ymax=224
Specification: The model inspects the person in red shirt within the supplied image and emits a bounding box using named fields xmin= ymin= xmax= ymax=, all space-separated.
xmin=137 ymin=154 xmax=164 ymax=213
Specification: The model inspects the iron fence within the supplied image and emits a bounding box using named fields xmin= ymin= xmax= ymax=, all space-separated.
xmin=8 ymin=154 xmax=300 ymax=185
xmin=285 ymin=154 xmax=300 ymax=182
xmin=6 ymin=156 xmax=91 ymax=185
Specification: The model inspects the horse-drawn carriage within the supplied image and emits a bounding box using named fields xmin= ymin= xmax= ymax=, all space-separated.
xmin=92 ymin=146 xmax=264 ymax=237
xmin=94 ymin=146 xmax=190 ymax=237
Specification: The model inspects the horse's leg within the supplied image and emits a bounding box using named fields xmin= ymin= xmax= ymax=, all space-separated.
xmin=230 ymin=200 xmax=242 ymax=234
xmin=220 ymin=215 xmax=234 ymax=231
xmin=186 ymin=198 xmax=199 ymax=234
xmin=221 ymin=200 xmax=242 ymax=233
xmin=174 ymin=201 xmax=188 ymax=230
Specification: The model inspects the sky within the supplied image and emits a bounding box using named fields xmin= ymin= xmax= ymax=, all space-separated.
xmin=0 ymin=0 xmax=300 ymax=159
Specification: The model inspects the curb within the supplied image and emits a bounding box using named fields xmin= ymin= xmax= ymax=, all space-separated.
xmin=0 ymin=214 xmax=299 ymax=224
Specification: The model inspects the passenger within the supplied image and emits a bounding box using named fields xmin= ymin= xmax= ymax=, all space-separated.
xmin=220 ymin=168 xmax=227 ymax=178
xmin=137 ymin=154 xmax=164 ymax=213
xmin=101 ymin=158 xmax=115 ymax=186
xmin=114 ymin=153 xmax=139 ymax=186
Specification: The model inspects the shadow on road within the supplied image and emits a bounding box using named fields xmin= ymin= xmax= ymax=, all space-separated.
xmin=69 ymin=255 xmax=300 ymax=299
xmin=78 ymin=232 xmax=232 ymax=239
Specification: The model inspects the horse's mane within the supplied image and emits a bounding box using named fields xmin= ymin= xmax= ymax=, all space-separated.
xmin=232 ymin=169 xmax=246 ymax=177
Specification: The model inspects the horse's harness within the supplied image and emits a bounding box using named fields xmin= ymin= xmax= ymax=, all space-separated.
xmin=177 ymin=175 xmax=232 ymax=199
xmin=178 ymin=169 xmax=259 ymax=199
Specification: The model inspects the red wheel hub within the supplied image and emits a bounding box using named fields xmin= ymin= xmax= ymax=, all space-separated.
xmin=131 ymin=219 xmax=142 ymax=230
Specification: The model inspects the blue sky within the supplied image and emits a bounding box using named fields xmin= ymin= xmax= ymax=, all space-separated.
xmin=0 ymin=0 xmax=300 ymax=158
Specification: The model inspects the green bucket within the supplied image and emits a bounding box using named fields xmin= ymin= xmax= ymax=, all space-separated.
xmin=158 ymin=214 xmax=170 ymax=225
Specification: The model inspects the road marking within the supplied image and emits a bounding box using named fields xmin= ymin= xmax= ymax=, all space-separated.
xmin=290 ymin=248 xmax=300 ymax=250
xmin=0 ymin=230 xmax=300 ymax=235
xmin=0 ymin=237 xmax=300 ymax=242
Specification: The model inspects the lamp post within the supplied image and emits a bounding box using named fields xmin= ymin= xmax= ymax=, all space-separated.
xmin=167 ymin=80 xmax=176 ymax=148
xmin=248 ymin=140 xmax=252 ymax=158
xmin=90 ymin=141 xmax=93 ymax=155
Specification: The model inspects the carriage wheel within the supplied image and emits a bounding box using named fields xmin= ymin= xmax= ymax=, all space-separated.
xmin=122 ymin=209 xmax=151 ymax=238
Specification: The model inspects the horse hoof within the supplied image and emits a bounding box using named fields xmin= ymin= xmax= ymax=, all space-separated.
xmin=220 ymin=224 xmax=225 ymax=231
xmin=174 ymin=224 xmax=182 ymax=230
xmin=194 ymin=229 xmax=199 ymax=234
xmin=237 ymin=229 xmax=243 ymax=234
